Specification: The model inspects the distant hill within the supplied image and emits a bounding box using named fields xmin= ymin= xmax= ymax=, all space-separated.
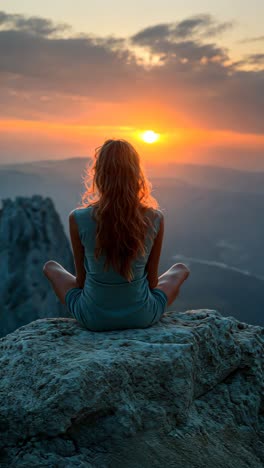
xmin=167 ymin=261 xmax=264 ymax=326
xmin=0 ymin=157 xmax=90 ymax=227
xmin=2 ymin=157 xmax=264 ymax=194
xmin=145 ymin=162 xmax=264 ymax=194
xmin=153 ymin=178 xmax=264 ymax=276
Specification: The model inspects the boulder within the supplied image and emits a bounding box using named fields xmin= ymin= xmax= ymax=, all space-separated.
xmin=0 ymin=309 xmax=263 ymax=467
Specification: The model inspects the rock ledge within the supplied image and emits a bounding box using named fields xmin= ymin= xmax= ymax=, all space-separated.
xmin=0 ymin=309 xmax=263 ymax=467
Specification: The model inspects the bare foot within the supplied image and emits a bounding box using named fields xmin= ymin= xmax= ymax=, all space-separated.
xmin=157 ymin=263 xmax=190 ymax=306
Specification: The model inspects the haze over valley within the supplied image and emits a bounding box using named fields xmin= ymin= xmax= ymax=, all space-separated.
xmin=1 ymin=157 xmax=263 ymax=326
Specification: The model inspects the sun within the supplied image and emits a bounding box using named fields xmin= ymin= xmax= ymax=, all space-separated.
xmin=141 ymin=130 xmax=160 ymax=144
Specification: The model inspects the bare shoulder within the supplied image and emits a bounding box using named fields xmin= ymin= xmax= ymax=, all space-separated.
xmin=156 ymin=209 xmax=164 ymax=219
xmin=156 ymin=210 xmax=164 ymax=234
xmin=145 ymin=207 xmax=164 ymax=229
xmin=69 ymin=206 xmax=91 ymax=219
xmin=146 ymin=206 xmax=164 ymax=217
xmin=69 ymin=209 xmax=79 ymax=222
xmin=154 ymin=208 xmax=165 ymax=226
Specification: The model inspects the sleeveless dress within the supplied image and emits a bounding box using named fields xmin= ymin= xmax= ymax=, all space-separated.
xmin=65 ymin=206 xmax=168 ymax=331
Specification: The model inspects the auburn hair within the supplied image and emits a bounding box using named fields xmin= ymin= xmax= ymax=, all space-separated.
xmin=79 ymin=138 xmax=160 ymax=282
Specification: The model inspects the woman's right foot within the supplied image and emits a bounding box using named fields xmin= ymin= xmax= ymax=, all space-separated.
xmin=157 ymin=263 xmax=190 ymax=306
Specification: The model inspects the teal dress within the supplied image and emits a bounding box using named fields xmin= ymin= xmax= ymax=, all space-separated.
xmin=65 ymin=206 xmax=168 ymax=331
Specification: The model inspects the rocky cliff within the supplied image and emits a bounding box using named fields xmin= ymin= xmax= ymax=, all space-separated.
xmin=0 ymin=310 xmax=263 ymax=467
xmin=0 ymin=195 xmax=74 ymax=337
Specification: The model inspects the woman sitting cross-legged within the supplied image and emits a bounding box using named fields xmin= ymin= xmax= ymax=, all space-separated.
xmin=43 ymin=139 xmax=190 ymax=331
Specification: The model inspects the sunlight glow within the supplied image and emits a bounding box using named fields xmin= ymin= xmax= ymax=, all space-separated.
xmin=141 ymin=130 xmax=160 ymax=144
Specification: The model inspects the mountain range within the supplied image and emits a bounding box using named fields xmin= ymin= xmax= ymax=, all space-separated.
xmin=1 ymin=157 xmax=263 ymax=326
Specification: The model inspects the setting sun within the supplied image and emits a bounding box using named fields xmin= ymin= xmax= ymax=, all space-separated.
xmin=141 ymin=130 xmax=160 ymax=144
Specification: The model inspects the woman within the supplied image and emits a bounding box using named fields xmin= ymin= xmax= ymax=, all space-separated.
xmin=43 ymin=139 xmax=190 ymax=331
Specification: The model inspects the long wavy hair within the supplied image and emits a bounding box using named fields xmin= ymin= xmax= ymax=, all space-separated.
xmin=79 ymin=138 xmax=160 ymax=281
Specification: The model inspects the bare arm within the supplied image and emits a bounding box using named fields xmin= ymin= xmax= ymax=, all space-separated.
xmin=145 ymin=212 xmax=164 ymax=289
xmin=69 ymin=211 xmax=86 ymax=288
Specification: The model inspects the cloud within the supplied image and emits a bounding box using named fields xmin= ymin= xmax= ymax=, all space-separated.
xmin=0 ymin=10 xmax=70 ymax=36
xmin=0 ymin=11 xmax=139 ymax=100
xmin=174 ymin=15 xmax=234 ymax=38
xmin=130 ymin=15 xmax=232 ymax=65
xmin=232 ymin=54 xmax=264 ymax=68
xmin=239 ymin=35 xmax=264 ymax=44
xmin=131 ymin=14 xmax=233 ymax=45
xmin=245 ymin=54 xmax=264 ymax=64
xmin=130 ymin=23 xmax=171 ymax=44
xmin=0 ymin=10 xmax=263 ymax=135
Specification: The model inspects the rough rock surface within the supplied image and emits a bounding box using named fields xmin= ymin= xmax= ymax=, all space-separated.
xmin=0 ymin=195 xmax=74 ymax=337
xmin=0 ymin=309 xmax=263 ymax=467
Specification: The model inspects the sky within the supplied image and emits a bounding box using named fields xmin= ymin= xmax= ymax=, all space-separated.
xmin=0 ymin=1 xmax=264 ymax=169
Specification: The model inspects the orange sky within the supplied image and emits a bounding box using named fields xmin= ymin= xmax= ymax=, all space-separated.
xmin=1 ymin=118 xmax=264 ymax=170
xmin=0 ymin=8 xmax=263 ymax=169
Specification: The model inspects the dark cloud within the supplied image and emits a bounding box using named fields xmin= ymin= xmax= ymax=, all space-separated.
xmin=147 ymin=39 xmax=228 ymax=63
xmin=130 ymin=15 xmax=231 ymax=66
xmin=131 ymin=14 xmax=233 ymax=45
xmin=246 ymin=54 xmax=264 ymax=64
xmin=0 ymin=12 xmax=139 ymax=99
xmin=0 ymin=10 xmax=69 ymax=36
xmin=0 ymin=10 xmax=263 ymax=135
xmin=172 ymin=14 xmax=233 ymax=39
xmin=233 ymin=54 xmax=264 ymax=68
xmin=130 ymin=23 xmax=172 ymax=44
